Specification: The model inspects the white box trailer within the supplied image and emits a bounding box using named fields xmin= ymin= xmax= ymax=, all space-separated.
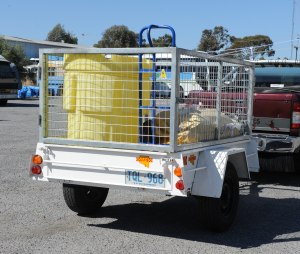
xmin=29 ymin=44 xmax=259 ymax=232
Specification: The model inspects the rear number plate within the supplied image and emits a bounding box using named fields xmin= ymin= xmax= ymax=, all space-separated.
xmin=125 ymin=170 xmax=165 ymax=188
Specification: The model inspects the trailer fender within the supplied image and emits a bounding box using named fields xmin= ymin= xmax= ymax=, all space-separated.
xmin=190 ymin=148 xmax=249 ymax=198
xmin=227 ymin=152 xmax=249 ymax=180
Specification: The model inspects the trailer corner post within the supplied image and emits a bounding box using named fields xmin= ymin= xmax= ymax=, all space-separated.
xmin=170 ymin=47 xmax=180 ymax=152
xmin=216 ymin=61 xmax=223 ymax=140
xmin=248 ymin=64 xmax=255 ymax=134
xmin=39 ymin=51 xmax=47 ymax=142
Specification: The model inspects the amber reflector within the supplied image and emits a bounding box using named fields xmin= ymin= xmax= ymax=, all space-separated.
xmin=32 ymin=155 xmax=43 ymax=165
xmin=174 ymin=167 xmax=183 ymax=177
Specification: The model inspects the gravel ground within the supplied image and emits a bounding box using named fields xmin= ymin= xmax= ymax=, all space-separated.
xmin=0 ymin=99 xmax=300 ymax=254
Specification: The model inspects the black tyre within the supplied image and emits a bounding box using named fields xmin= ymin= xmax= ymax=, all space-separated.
xmin=63 ymin=184 xmax=109 ymax=215
xmin=197 ymin=163 xmax=239 ymax=232
xmin=258 ymin=152 xmax=300 ymax=173
xmin=0 ymin=99 xmax=8 ymax=106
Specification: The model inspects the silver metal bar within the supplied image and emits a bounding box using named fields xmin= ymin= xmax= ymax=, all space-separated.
xmin=42 ymin=138 xmax=174 ymax=153
xmin=43 ymin=159 xmax=164 ymax=173
xmin=216 ymin=61 xmax=223 ymax=140
xmin=39 ymin=53 xmax=46 ymax=143
xmin=176 ymin=48 xmax=254 ymax=67
xmin=248 ymin=65 xmax=255 ymax=134
xmin=39 ymin=47 xmax=175 ymax=55
xmin=170 ymin=48 xmax=179 ymax=152
xmin=185 ymin=166 xmax=207 ymax=172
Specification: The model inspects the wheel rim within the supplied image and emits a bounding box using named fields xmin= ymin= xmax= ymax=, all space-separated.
xmin=84 ymin=187 xmax=99 ymax=201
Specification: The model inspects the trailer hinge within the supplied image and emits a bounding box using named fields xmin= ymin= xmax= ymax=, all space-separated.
xmin=38 ymin=115 xmax=42 ymax=126
xmin=161 ymin=157 xmax=174 ymax=163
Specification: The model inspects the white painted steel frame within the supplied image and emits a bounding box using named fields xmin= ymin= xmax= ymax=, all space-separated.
xmin=32 ymin=136 xmax=259 ymax=198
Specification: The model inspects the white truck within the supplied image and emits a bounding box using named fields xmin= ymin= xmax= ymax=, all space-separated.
xmin=29 ymin=25 xmax=259 ymax=232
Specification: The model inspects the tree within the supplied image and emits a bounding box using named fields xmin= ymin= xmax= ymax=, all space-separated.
xmin=0 ymin=38 xmax=30 ymax=77
xmin=227 ymin=35 xmax=275 ymax=60
xmin=0 ymin=38 xmax=9 ymax=53
xmin=197 ymin=26 xmax=275 ymax=60
xmin=197 ymin=26 xmax=231 ymax=53
xmin=94 ymin=25 xmax=138 ymax=48
xmin=46 ymin=24 xmax=78 ymax=44
xmin=152 ymin=34 xmax=173 ymax=47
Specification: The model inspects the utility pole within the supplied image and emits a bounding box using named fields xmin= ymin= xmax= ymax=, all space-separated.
xmin=297 ymin=35 xmax=300 ymax=60
xmin=291 ymin=0 xmax=296 ymax=59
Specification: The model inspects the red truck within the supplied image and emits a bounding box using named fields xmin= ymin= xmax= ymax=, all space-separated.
xmin=188 ymin=60 xmax=300 ymax=172
xmin=252 ymin=60 xmax=300 ymax=172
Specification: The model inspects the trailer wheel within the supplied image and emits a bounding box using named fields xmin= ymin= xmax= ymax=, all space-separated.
xmin=63 ymin=184 xmax=109 ymax=215
xmin=197 ymin=163 xmax=239 ymax=232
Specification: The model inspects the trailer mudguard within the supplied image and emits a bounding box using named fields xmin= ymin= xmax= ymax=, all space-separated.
xmin=187 ymin=147 xmax=251 ymax=198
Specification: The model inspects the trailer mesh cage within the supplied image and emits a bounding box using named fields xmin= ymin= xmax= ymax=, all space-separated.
xmin=39 ymin=48 xmax=254 ymax=152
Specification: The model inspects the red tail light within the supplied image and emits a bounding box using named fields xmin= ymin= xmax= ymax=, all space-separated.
xmin=175 ymin=180 xmax=185 ymax=190
xmin=291 ymin=102 xmax=300 ymax=129
xmin=31 ymin=165 xmax=42 ymax=175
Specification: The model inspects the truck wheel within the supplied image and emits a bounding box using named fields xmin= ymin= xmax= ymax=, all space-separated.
xmin=63 ymin=184 xmax=109 ymax=215
xmin=197 ymin=163 xmax=239 ymax=232
xmin=259 ymin=152 xmax=300 ymax=172
xmin=0 ymin=99 xmax=8 ymax=106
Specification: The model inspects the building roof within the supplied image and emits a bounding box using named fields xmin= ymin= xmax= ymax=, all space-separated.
xmin=1 ymin=35 xmax=91 ymax=48
xmin=252 ymin=59 xmax=300 ymax=67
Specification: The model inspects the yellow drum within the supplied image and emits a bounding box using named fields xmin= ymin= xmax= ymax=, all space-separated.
xmin=63 ymin=53 xmax=152 ymax=143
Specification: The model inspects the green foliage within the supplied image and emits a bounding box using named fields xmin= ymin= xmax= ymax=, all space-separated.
xmin=46 ymin=24 xmax=78 ymax=44
xmin=152 ymin=34 xmax=173 ymax=47
xmin=0 ymin=38 xmax=9 ymax=53
xmin=0 ymin=38 xmax=30 ymax=77
xmin=197 ymin=26 xmax=230 ymax=53
xmin=228 ymin=35 xmax=275 ymax=59
xmin=94 ymin=25 xmax=138 ymax=48
xmin=197 ymin=26 xmax=275 ymax=60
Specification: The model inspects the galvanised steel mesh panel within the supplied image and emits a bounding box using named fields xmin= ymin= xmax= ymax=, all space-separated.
xmin=41 ymin=48 xmax=253 ymax=152
xmin=43 ymin=51 xmax=173 ymax=147
xmin=172 ymin=54 xmax=251 ymax=144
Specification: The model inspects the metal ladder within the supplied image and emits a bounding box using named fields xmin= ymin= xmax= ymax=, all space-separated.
xmin=138 ymin=25 xmax=176 ymax=144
